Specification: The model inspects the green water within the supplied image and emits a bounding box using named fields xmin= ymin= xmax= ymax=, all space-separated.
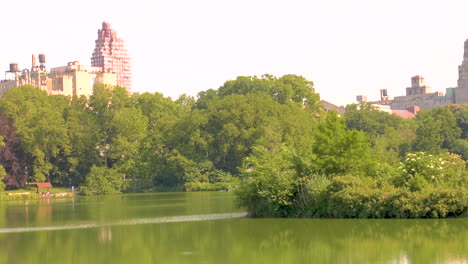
xmin=0 ymin=192 xmax=466 ymax=264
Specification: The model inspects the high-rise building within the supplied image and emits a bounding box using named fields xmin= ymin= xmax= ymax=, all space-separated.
xmin=456 ymin=39 xmax=468 ymax=103
xmin=91 ymin=22 xmax=132 ymax=92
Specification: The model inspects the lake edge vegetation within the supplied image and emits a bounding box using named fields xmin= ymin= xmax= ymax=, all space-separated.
xmin=0 ymin=74 xmax=466 ymax=218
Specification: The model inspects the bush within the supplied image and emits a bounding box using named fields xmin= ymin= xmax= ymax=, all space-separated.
xmin=236 ymin=172 xmax=468 ymax=218
xmin=397 ymin=152 xmax=466 ymax=190
xmin=293 ymin=174 xmax=330 ymax=217
xmin=324 ymin=175 xmax=402 ymax=218
xmin=393 ymin=187 xmax=468 ymax=218
xmin=81 ymin=166 xmax=126 ymax=195
xmin=236 ymin=169 xmax=296 ymax=217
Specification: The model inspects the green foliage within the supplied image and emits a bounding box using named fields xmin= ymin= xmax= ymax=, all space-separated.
xmin=1 ymin=77 xmax=466 ymax=220
xmin=393 ymin=186 xmax=467 ymax=218
xmin=444 ymin=104 xmax=468 ymax=139
xmin=324 ymin=175 xmax=403 ymax=218
xmin=0 ymin=85 xmax=70 ymax=183
xmin=312 ymin=111 xmax=374 ymax=175
xmin=216 ymin=74 xmax=320 ymax=111
xmin=236 ymin=146 xmax=298 ymax=217
xmin=344 ymin=104 xmax=416 ymax=165
xmin=108 ymin=107 xmax=148 ymax=174
xmin=414 ymin=107 xmax=461 ymax=153
xmin=397 ymin=152 xmax=466 ymax=190
xmin=344 ymin=103 xmax=405 ymax=140
xmin=451 ymin=139 xmax=468 ymax=160
xmin=61 ymin=97 xmax=100 ymax=185
xmin=237 ymin=143 xmax=467 ymax=218
xmin=80 ymin=166 xmax=125 ymax=195
xmin=322 ymin=175 xmax=467 ymax=218
xmin=184 ymin=180 xmax=239 ymax=192
xmin=171 ymin=90 xmax=317 ymax=174
xmin=293 ymin=174 xmax=331 ymax=217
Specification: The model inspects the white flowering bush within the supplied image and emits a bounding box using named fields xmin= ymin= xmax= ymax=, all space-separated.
xmin=399 ymin=152 xmax=466 ymax=190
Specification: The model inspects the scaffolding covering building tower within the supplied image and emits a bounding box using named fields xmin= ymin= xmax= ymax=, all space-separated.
xmin=91 ymin=22 xmax=132 ymax=92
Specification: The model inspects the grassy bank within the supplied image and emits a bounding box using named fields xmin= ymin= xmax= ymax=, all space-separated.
xmin=1 ymin=185 xmax=73 ymax=201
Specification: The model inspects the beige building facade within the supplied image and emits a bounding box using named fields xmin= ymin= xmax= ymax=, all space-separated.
xmin=390 ymin=75 xmax=455 ymax=111
xmin=0 ymin=56 xmax=116 ymax=98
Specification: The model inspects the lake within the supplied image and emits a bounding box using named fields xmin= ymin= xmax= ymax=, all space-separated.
xmin=0 ymin=192 xmax=466 ymax=264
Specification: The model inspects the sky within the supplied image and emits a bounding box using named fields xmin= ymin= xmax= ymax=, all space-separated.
xmin=1 ymin=0 xmax=468 ymax=105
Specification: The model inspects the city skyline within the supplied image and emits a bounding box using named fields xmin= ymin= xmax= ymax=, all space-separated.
xmin=1 ymin=0 xmax=468 ymax=105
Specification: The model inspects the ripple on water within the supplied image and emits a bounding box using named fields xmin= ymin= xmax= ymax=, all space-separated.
xmin=0 ymin=212 xmax=247 ymax=234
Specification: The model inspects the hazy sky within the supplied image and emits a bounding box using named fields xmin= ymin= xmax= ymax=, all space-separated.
xmin=1 ymin=0 xmax=468 ymax=105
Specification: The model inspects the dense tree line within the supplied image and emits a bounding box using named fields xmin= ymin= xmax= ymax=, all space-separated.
xmin=0 ymin=75 xmax=319 ymax=192
xmin=0 ymin=74 xmax=467 ymax=217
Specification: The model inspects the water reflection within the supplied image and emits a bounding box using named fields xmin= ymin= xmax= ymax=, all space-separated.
xmin=0 ymin=193 xmax=466 ymax=264
xmin=99 ymin=226 xmax=112 ymax=242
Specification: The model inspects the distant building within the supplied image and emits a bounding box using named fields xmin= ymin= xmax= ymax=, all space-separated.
xmin=380 ymin=89 xmax=389 ymax=101
xmin=365 ymin=38 xmax=468 ymax=113
xmin=356 ymin=95 xmax=367 ymax=102
xmin=389 ymin=75 xmax=455 ymax=111
xmin=0 ymin=55 xmax=116 ymax=98
xmin=320 ymin=100 xmax=345 ymax=115
xmin=49 ymin=61 xmax=116 ymax=97
xmin=91 ymin=22 xmax=132 ymax=92
xmin=406 ymin=75 xmax=431 ymax=96
xmin=456 ymin=39 xmax=468 ymax=104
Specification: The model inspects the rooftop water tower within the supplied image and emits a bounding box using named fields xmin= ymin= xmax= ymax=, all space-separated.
xmin=380 ymin=89 xmax=389 ymax=101
xmin=38 ymin=54 xmax=46 ymax=71
xmin=5 ymin=63 xmax=20 ymax=80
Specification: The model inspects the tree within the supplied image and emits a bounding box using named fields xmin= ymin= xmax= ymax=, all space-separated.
xmin=312 ymin=111 xmax=374 ymax=175
xmin=175 ymin=94 xmax=196 ymax=112
xmin=344 ymin=104 xmax=416 ymax=164
xmin=61 ymin=96 xmax=101 ymax=186
xmin=0 ymin=113 xmax=27 ymax=188
xmin=131 ymin=92 xmax=185 ymax=188
xmin=88 ymin=84 xmax=126 ymax=167
xmin=444 ymin=104 xmax=468 ymax=139
xmin=216 ymin=74 xmax=320 ymax=112
xmin=414 ymin=107 xmax=461 ymax=153
xmin=108 ymin=107 xmax=148 ymax=177
xmin=237 ymin=145 xmax=298 ymax=216
xmin=170 ymin=93 xmax=317 ymax=174
xmin=0 ymin=86 xmax=70 ymax=183
xmin=344 ymin=104 xmax=406 ymax=140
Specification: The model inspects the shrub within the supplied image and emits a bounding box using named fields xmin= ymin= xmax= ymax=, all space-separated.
xmin=81 ymin=166 xmax=125 ymax=195
xmin=393 ymin=187 xmax=468 ymax=218
xmin=293 ymin=174 xmax=330 ymax=217
xmin=398 ymin=152 xmax=466 ymax=190
xmin=236 ymin=169 xmax=296 ymax=217
xmin=324 ymin=175 xmax=402 ymax=218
